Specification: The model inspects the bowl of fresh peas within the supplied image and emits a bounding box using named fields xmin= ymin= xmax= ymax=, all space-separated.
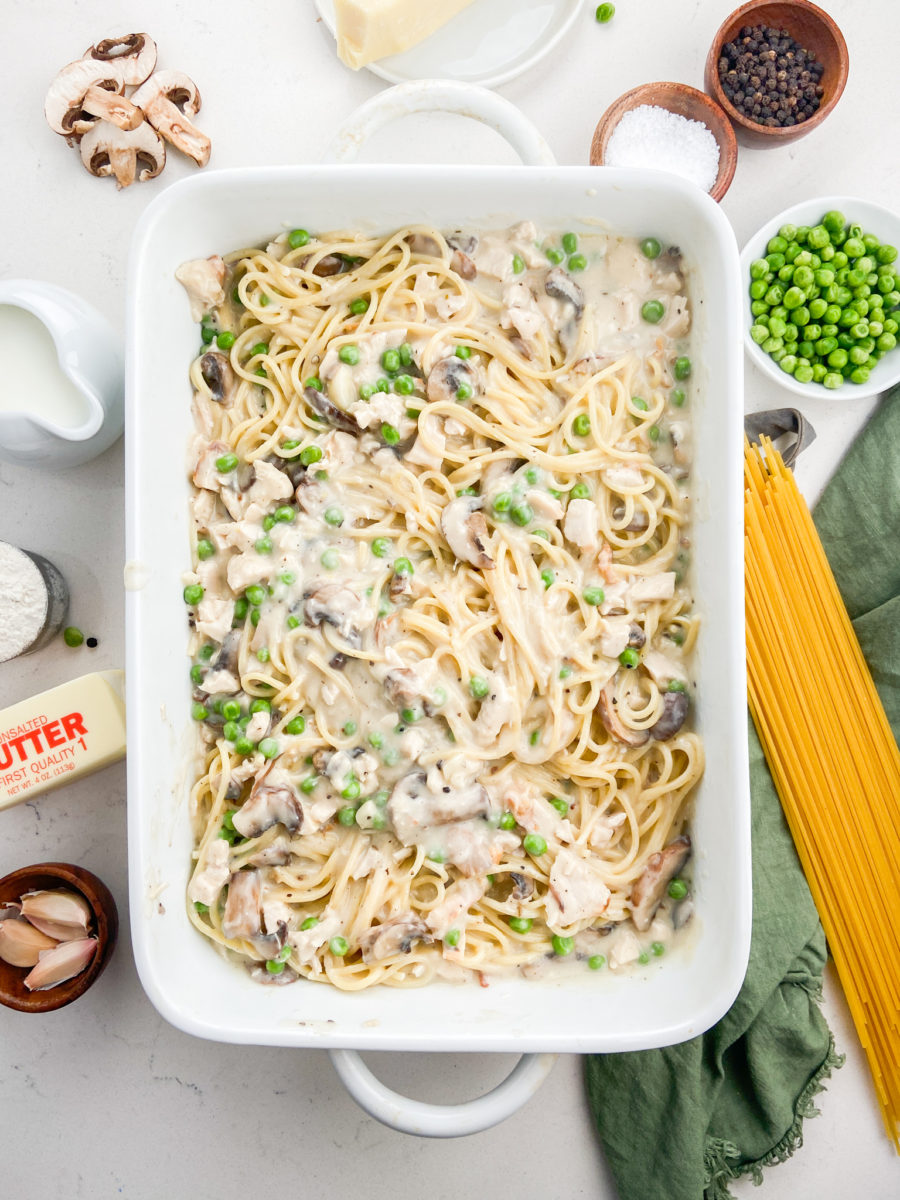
xmin=740 ymin=195 xmax=900 ymax=399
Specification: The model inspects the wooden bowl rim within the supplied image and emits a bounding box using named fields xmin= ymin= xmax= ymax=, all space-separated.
xmin=590 ymin=81 xmax=738 ymax=202
xmin=0 ymin=862 xmax=118 ymax=1013
xmin=705 ymin=0 xmax=849 ymax=140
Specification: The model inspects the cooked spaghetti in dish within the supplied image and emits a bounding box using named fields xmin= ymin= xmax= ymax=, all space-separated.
xmin=178 ymin=221 xmax=701 ymax=990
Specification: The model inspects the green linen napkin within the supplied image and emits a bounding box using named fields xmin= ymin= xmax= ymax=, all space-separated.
xmin=586 ymin=386 xmax=900 ymax=1199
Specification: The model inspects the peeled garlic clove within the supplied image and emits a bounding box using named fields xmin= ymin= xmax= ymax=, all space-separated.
xmin=20 ymin=888 xmax=92 ymax=941
xmin=0 ymin=902 xmax=22 ymax=921
xmin=0 ymin=917 xmax=59 ymax=967
xmin=23 ymin=936 xmax=97 ymax=991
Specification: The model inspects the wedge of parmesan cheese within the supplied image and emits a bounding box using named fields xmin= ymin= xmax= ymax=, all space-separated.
xmin=334 ymin=0 xmax=477 ymax=69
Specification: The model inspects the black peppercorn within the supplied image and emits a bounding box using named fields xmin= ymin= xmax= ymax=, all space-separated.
xmin=717 ymin=22 xmax=824 ymax=127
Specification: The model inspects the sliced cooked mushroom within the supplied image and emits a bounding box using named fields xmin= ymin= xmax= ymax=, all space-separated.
xmin=233 ymin=783 xmax=303 ymax=839
xmin=406 ymin=233 xmax=442 ymax=256
xmin=222 ymin=869 xmax=262 ymax=940
xmin=447 ymin=233 xmax=478 ymax=256
xmin=304 ymin=583 xmax=368 ymax=647
xmin=251 ymin=919 xmax=288 ymax=960
xmin=509 ymin=872 xmax=534 ymax=901
xmin=79 ymin=118 xmax=165 ymax=188
xmin=209 ymin=629 xmax=241 ymax=675
xmin=200 ymin=352 xmax=236 ymax=406
xmin=358 ymin=914 xmax=434 ymax=963
xmin=440 ymin=496 xmax=494 ymax=570
xmin=451 ymin=250 xmax=477 ymax=280
xmin=650 ymin=690 xmax=690 ymax=741
xmin=596 ymin=684 xmax=649 ymax=748
xmin=306 ymin=254 xmax=343 ymax=277
xmin=427 ymin=356 xmax=475 ymax=405
xmin=544 ymin=268 xmax=585 ymax=320
xmin=630 ymin=835 xmax=691 ymax=931
xmin=131 ymin=69 xmax=210 ymax=167
xmin=627 ymin=623 xmax=646 ymax=649
xmin=387 ymin=772 xmax=490 ymax=845
xmin=247 ymin=837 xmax=293 ymax=868
xmin=304 ymin=385 xmax=359 ymax=435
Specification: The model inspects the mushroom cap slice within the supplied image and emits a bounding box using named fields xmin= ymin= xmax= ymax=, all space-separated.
xmin=79 ymin=118 xmax=165 ymax=188
xmin=132 ymin=69 xmax=210 ymax=167
xmin=84 ymin=33 xmax=157 ymax=86
xmin=596 ymin=684 xmax=649 ymax=748
xmin=44 ymin=59 xmax=127 ymax=139
xmin=630 ymin=835 xmax=692 ymax=932
xmin=80 ymin=84 xmax=143 ymax=131
xmin=440 ymin=496 xmax=494 ymax=570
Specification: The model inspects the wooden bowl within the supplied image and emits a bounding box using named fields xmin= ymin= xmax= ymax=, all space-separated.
xmin=589 ymin=82 xmax=738 ymax=203
xmin=705 ymin=1 xmax=849 ymax=146
xmin=0 ymin=863 xmax=118 ymax=1012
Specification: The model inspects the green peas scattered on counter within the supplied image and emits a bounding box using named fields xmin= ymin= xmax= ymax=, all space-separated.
xmin=63 ymin=626 xmax=84 ymax=647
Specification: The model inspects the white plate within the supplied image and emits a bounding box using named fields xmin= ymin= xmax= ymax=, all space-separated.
xmin=315 ymin=0 xmax=584 ymax=88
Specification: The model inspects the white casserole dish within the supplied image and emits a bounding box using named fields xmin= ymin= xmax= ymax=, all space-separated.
xmin=126 ymin=124 xmax=750 ymax=1130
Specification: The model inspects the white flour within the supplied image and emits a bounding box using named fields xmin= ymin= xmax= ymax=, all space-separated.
xmin=0 ymin=541 xmax=49 ymax=662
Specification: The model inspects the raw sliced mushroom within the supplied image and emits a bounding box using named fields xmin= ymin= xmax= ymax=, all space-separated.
xmin=131 ymin=69 xmax=210 ymax=167
xmin=200 ymin=352 xmax=236 ymax=406
xmin=596 ymin=684 xmax=649 ymax=747
xmin=630 ymin=835 xmax=691 ymax=931
xmin=45 ymin=33 xmax=157 ymax=140
xmin=80 ymin=84 xmax=143 ymax=131
xmin=84 ymin=32 xmax=158 ymax=86
xmin=650 ymin=690 xmax=690 ymax=740
xmin=79 ymin=118 xmax=165 ymax=188
xmin=358 ymin=914 xmax=433 ymax=963
xmin=440 ymin=496 xmax=494 ymax=569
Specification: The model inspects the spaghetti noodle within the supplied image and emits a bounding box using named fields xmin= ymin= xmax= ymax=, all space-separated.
xmin=745 ymin=437 xmax=900 ymax=1150
xmin=179 ymin=222 xmax=703 ymax=990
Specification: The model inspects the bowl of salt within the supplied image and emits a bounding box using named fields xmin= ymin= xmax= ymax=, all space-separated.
xmin=0 ymin=279 xmax=123 ymax=469
xmin=590 ymin=81 xmax=738 ymax=202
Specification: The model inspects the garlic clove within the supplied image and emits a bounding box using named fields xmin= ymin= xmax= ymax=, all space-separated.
xmin=0 ymin=902 xmax=22 ymax=921
xmin=0 ymin=917 xmax=59 ymax=967
xmin=23 ymin=936 xmax=97 ymax=991
xmin=20 ymin=888 xmax=92 ymax=941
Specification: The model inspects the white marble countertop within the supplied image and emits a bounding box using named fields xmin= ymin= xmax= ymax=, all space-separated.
xmin=2 ymin=0 xmax=898 ymax=1195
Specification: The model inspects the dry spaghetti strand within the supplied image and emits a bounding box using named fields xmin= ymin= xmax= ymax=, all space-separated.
xmin=744 ymin=437 xmax=900 ymax=1151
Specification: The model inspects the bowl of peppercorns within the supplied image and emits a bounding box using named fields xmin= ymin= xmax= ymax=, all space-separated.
xmin=705 ymin=0 xmax=848 ymax=145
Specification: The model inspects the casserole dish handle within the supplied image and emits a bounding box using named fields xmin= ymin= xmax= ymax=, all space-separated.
xmin=322 ymin=80 xmax=556 ymax=166
xmin=329 ymin=1047 xmax=558 ymax=1137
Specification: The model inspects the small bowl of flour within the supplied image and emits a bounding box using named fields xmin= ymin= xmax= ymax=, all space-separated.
xmin=0 ymin=542 xmax=69 ymax=663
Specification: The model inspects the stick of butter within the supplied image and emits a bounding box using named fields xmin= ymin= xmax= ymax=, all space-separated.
xmin=334 ymin=0 xmax=477 ymax=69
xmin=0 ymin=671 xmax=126 ymax=811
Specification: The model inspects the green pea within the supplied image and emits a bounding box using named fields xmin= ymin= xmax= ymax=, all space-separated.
xmin=510 ymin=501 xmax=533 ymax=526
xmin=215 ymin=453 xmax=238 ymax=473
xmin=588 ymin=954 xmax=606 ymax=970
xmin=456 ymin=382 xmax=474 ymax=401
xmin=393 ymin=557 xmax=413 ymax=576
xmin=341 ymin=778 xmax=361 ymax=801
xmin=305 ymin=376 xmax=322 ymax=391
xmin=381 ymin=348 xmax=401 ymax=374
xmin=822 ymin=210 xmax=845 ymax=234
xmin=551 ymin=934 xmax=574 ymax=956
xmin=258 ymin=737 xmax=279 ymax=759
xmin=321 ymin=549 xmax=339 ymax=570
xmin=323 ymin=506 xmax=344 ymax=528
xmin=349 ymin=296 xmax=369 ymax=316
xmin=493 ymin=492 xmax=512 ymax=514
xmin=651 ymin=941 xmax=665 ymax=957
xmin=540 ymin=568 xmax=555 ymax=590
xmin=234 ymin=736 xmax=255 ymax=756
xmin=668 ymin=878 xmax=688 ymax=900
xmin=395 ymin=374 xmax=415 ymax=395
xmin=549 ymin=796 xmax=569 ymax=816
xmin=570 ymin=482 xmax=591 ymax=499
xmin=183 ymin=584 xmax=204 ymax=606
xmin=328 ymin=936 xmax=349 ymax=957
xmin=381 ymin=423 xmax=400 ymax=446
xmin=469 ymin=675 xmax=489 ymax=700
xmin=572 ymin=413 xmax=591 ymax=437
xmin=671 ymin=388 xmax=686 ymax=407
xmin=499 ymin=812 xmax=516 ymax=831
xmin=641 ymin=299 xmax=665 ymax=324
xmin=640 ymin=237 xmax=661 ymax=259
xmin=568 ymin=253 xmax=587 ymax=272
xmin=256 ymin=646 xmax=270 ymax=663
xmin=523 ymin=833 xmax=547 ymax=857
xmin=339 ymin=345 xmax=360 ymax=366
xmin=583 ymin=586 xmax=605 ymax=606
xmin=288 ymin=228 xmax=310 ymax=249
xmin=63 ymin=625 xmax=85 ymax=647
xmin=509 ymin=916 xmax=534 ymax=933
xmin=512 ymin=254 xmax=525 ymax=274
xmin=749 ymin=258 xmax=769 ymax=280
xmin=444 ymin=928 xmax=461 ymax=947
xmin=823 ymin=372 xmax=844 ymax=389
xmin=298 ymin=444 xmax=323 ymax=467
xmin=546 ymin=247 xmax=564 ymax=265
xmin=618 ymin=647 xmax=640 ymax=669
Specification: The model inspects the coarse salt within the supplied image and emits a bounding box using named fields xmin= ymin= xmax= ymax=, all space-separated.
xmin=605 ymin=105 xmax=720 ymax=194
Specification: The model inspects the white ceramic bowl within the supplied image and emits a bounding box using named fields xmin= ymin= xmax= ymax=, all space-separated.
xmin=741 ymin=195 xmax=900 ymax=401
